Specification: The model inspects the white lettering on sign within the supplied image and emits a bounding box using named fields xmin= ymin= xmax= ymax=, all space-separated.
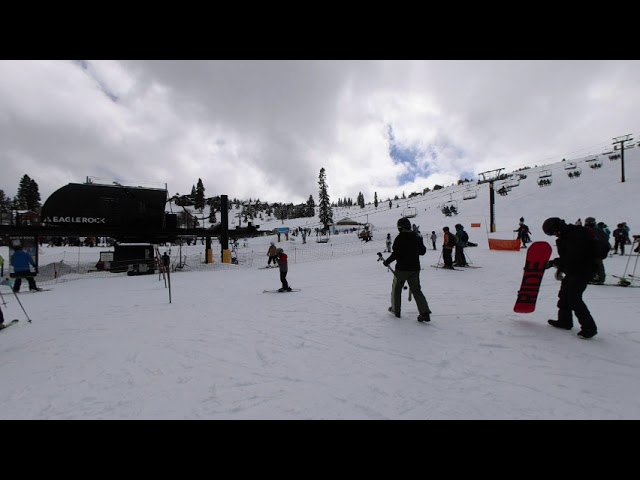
xmin=44 ymin=216 xmax=107 ymax=224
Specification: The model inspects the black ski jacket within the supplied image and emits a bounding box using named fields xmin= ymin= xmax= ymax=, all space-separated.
xmin=385 ymin=231 xmax=427 ymax=271
xmin=555 ymin=224 xmax=597 ymax=277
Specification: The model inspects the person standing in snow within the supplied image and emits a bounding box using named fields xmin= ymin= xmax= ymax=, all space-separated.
xmin=385 ymin=233 xmax=392 ymax=253
xmin=383 ymin=217 xmax=432 ymax=322
xmin=441 ymin=226 xmax=456 ymax=269
xmin=454 ymin=223 xmax=469 ymax=267
xmin=430 ymin=231 xmax=437 ymax=250
xmin=267 ymin=242 xmax=278 ymax=267
xmin=276 ymin=247 xmax=291 ymax=292
xmin=10 ymin=244 xmax=41 ymax=293
xmin=543 ymin=217 xmax=598 ymax=339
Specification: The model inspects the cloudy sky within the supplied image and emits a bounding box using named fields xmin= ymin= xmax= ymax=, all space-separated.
xmin=1 ymin=60 xmax=639 ymax=205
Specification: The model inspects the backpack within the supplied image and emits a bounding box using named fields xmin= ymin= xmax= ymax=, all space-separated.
xmin=449 ymin=232 xmax=458 ymax=247
xmin=587 ymin=226 xmax=611 ymax=260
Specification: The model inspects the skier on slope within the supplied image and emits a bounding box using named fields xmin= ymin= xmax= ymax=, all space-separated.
xmin=267 ymin=242 xmax=278 ymax=267
xmin=276 ymin=248 xmax=292 ymax=292
xmin=383 ymin=217 xmax=432 ymax=322
xmin=10 ymin=244 xmax=42 ymax=293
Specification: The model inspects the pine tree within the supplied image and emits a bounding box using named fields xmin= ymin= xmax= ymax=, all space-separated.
xmin=306 ymin=195 xmax=316 ymax=217
xmin=0 ymin=189 xmax=11 ymax=212
xmin=194 ymin=178 xmax=206 ymax=212
xmin=318 ymin=168 xmax=333 ymax=229
xmin=27 ymin=177 xmax=41 ymax=211
xmin=15 ymin=174 xmax=41 ymax=210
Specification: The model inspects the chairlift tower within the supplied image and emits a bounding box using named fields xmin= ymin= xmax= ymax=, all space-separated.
xmin=613 ymin=134 xmax=634 ymax=183
xmin=477 ymin=168 xmax=504 ymax=233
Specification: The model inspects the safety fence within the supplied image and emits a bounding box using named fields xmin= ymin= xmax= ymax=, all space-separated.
xmin=3 ymin=238 xmax=383 ymax=288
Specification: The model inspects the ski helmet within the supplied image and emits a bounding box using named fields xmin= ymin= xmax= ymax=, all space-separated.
xmin=276 ymin=248 xmax=284 ymax=255
xmin=542 ymin=217 xmax=564 ymax=236
xmin=397 ymin=217 xmax=412 ymax=232
xmin=584 ymin=217 xmax=596 ymax=226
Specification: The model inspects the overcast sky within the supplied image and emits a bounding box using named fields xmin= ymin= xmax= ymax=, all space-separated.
xmin=1 ymin=60 xmax=639 ymax=205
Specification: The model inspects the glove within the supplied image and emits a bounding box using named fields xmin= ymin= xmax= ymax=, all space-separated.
xmin=545 ymin=258 xmax=560 ymax=269
xmin=383 ymin=260 xmax=389 ymax=267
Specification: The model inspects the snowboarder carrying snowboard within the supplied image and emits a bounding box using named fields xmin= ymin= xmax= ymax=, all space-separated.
xmin=542 ymin=217 xmax=599 ymax=339
xmin=383 ymin=217 xmax=432 ymax=322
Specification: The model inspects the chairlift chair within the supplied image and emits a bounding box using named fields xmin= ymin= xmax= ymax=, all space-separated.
xmin=566 ymin=166 xmax=582 ymax=178
xmin=462 ymin=189 xmax=477 ymax=200
xmin=589 ymin=159 xmax=603 ymax=169
xmin=564 ymin=162 xmax=577 ymax=170
xmin=537 ymin=176 xmax=553 ymax=187
xmin=403 ymin=207 xmax=417 ymax=218
xmin=441 ymin=199 xmax=458 ymax=216
xmin=496 ymin=182 xmax=511 ymax=196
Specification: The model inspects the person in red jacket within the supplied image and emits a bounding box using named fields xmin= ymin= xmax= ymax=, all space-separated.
xmin=276 ymin=248 xmax=292 ymax=292
xmin=441 ymin=226 xmax=456 ymax=268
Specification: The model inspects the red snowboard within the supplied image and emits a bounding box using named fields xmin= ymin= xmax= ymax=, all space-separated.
xmin=513 ymin=241 xmax=553 ymax=314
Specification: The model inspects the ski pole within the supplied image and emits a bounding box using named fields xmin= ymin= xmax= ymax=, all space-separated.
xmin=377 ymin=252 xmax=410 ymax=299
xmin=6 ymin=279 xmax=32 ymax=323
xmin=435 ymin=250 xmax=443 ymax=268
xmin=12 ymin=291 xmax=31 ymax=323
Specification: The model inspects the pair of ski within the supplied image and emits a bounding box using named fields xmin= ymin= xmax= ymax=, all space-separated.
xmin=431 ymin=265 xmax=464 ymax=271
xmin=430 ymin=264 xmax=482 ymax=271
xmin=263 ymin=288 xmax=301 ymax=293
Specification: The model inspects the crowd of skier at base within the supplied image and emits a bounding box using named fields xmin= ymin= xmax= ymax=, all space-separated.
xmin=4 ymin=213 xmax=637 ymax=339
xmin=378 ymin=213 xmax=638 ymax=340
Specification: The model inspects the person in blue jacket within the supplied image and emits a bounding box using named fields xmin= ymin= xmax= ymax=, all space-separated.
xmin=10 ymin=244 xmax=41 ymax=293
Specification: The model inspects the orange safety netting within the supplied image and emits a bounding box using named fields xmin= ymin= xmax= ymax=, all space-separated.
xmin=488 ymin=239 xmax=521 ymax=251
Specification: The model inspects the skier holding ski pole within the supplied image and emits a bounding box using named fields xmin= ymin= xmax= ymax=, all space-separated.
xmin=378 ymin=217 xmax=432 ymax=322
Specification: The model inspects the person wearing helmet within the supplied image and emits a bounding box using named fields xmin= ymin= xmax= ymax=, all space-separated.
xmin=267 ymin=242 xmax=278 ymax=267
xmin=542 ymin=217 xmax=598 ymax=339
xmin=382 ymin=217 xmax=432 ymax=322
xmin=275 ymin=247 xmax=291 ymax=292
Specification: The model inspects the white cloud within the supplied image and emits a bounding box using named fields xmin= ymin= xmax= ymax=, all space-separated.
xmin=1 ymin=60 xmax=639 ymax=207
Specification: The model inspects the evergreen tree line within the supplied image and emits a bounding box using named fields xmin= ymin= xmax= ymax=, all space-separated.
xmin=1 ymin=169 xmax=475 ymax=227
xmin=0 ymin=174 xmax=42 ymax=213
